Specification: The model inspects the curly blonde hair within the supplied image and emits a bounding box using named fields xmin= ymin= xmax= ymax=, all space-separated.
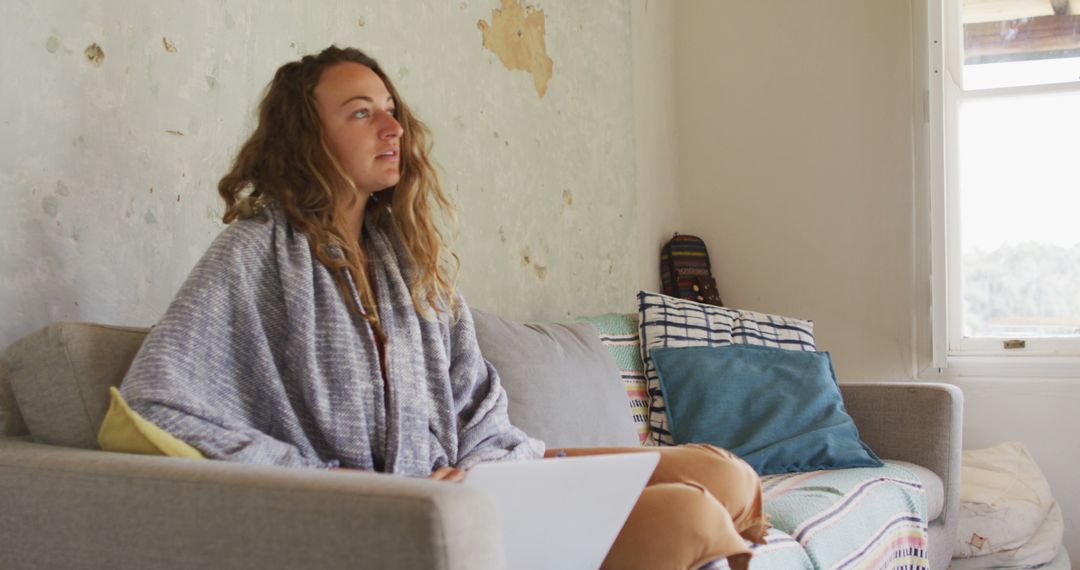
xmin=218 ymin=46 xmax=458 ymax=328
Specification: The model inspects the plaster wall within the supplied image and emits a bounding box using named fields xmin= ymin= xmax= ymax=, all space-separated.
xmin=0 ymin=0 xmax=639 ymax=351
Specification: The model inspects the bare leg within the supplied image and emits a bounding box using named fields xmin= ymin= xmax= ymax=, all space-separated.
xmin=550 ymin=444 xmax=769 ymax=570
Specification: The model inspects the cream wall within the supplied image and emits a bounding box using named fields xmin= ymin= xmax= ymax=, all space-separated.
xmin=674 ymin=0 xmax=916 ymax=381
xmin=0 ymin=0 xmax=640 ymax=350
xmin=631 ymin=0 xmax=680 ymax=293
xmin=670 ymin=1 xmax=1078 ymax=563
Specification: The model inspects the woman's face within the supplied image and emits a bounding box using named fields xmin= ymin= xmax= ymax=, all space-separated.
xmin=314 ymin=62 xmax=404 ymax=195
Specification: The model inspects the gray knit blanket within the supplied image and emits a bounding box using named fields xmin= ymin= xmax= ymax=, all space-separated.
xmin=121 ymin=205 xmax=544 ymax=475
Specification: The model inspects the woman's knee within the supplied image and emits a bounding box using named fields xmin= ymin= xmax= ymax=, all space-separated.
xmin=641 ymin=482 xmax=724 ymax=538
xmin=603 ymin=482 xmax=749 ymax=570
xmin=651 ymin=444 xmax=768 ymax=542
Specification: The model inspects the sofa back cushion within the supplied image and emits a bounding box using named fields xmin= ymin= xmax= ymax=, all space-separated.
xmin=6 ymin=313 xmax=642 ymax=452
xmin=0 ymin=355 xmax=29 ymax=437
xmin=3 ymin=322 xmax=150 ymax=448
xmin=471 ymin=309 xmax=639 ymax=448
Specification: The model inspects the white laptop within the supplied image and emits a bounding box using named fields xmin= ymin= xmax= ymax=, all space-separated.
xmin=464 ymin=451 xmax=660 ymax=570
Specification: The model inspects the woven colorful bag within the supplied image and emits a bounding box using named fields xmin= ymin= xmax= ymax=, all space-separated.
xmin=659 ymin=233 xmax=722 ymax=306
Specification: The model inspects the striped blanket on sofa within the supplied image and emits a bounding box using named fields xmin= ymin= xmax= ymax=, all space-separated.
xmin=702 ymin=462 xmax=929 ymax=570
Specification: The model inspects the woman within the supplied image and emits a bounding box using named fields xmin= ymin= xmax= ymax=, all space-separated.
xmin=120 ymin=46 xmax=766 ymax=569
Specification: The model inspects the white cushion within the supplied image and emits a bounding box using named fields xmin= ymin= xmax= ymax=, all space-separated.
xmin=952 ymin=441 xmax=1060 ymax=563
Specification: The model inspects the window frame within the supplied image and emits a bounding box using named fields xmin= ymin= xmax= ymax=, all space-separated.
xmin=925 ymin=0 xmax=1080 ymax=377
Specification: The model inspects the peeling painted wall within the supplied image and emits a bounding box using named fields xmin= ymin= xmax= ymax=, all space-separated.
xmin=0 ymin=0 xmax=638 ymax=349
xmin=478 ymin=0 xmax=554 ymax=97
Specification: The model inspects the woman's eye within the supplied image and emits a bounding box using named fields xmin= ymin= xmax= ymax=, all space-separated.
xmin=352 ymin=109 xmax=370 ymax=119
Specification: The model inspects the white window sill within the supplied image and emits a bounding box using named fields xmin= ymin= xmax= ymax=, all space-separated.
xmin=920 ymin=355 xmax=1080 ymax=379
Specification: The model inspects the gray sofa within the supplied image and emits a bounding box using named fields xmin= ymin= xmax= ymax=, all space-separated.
xmin=0 ymin=318 xmax=962 ymax=570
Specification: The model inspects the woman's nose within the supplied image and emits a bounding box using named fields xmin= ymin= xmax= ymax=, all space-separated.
xmin=381 ymin=113 xmax=404 ymax=139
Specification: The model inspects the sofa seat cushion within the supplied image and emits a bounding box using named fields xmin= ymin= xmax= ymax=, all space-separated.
xmin=888 ymin=460 xmax=944 ymax=521
xmin=698 ymin=528 xmax=815 ymax=569
xmin=759 ymin=462 xmax=931 ymax=569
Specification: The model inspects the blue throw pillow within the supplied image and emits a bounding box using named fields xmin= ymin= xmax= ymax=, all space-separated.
xmin=650 ymin=344 xmax=882 ymax=475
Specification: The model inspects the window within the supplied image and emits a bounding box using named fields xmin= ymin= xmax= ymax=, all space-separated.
xmin=929 ymin=0 xmax=1080 ymax=367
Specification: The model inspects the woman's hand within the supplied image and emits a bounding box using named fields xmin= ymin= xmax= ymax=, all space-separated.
xmin=428 ymin=466 xmax=467 ymax=483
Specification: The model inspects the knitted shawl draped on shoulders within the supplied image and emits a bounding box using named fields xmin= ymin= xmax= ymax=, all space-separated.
xmin=121 ymin=205 xmax=544 ymax=475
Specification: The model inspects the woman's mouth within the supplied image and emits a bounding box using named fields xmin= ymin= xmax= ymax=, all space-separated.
xmin=376 ymin=149 xmax=399 ymax=161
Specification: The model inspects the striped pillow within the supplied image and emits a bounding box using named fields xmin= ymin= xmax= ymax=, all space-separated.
xmin=637 ymin=291 xmax=815 ymax=446
xmin=575 ymin=313 xmax=650 ymax=445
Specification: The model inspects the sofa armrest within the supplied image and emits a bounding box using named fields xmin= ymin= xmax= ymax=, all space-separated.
xmin=0 ymin=437 xmax=504 ymax=570
xmin=839 ymin=382 xmax=963 ymax=528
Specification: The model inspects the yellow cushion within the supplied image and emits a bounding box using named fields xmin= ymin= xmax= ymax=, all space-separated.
xmin=97 ymin=387 xmax=204 ymax=459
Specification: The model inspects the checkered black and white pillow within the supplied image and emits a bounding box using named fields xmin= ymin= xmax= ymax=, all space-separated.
xmin=637 ymin=291 xmax=816 ymax=446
